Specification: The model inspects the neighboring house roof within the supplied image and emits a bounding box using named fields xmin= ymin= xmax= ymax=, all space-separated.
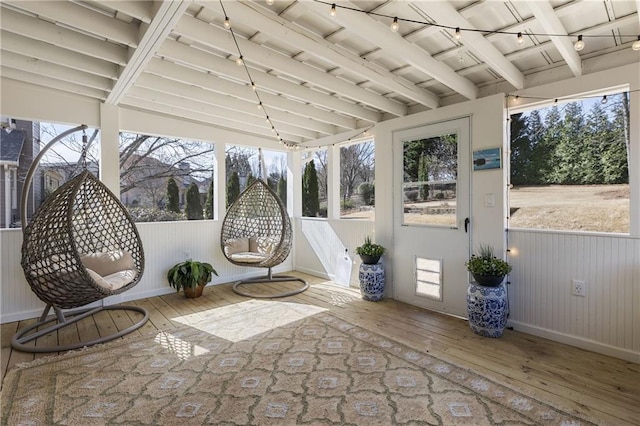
xmin=0 ymin=129 xmax=25 ymax=165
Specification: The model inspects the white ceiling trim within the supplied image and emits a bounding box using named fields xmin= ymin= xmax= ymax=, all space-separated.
xmin=409 ymin=2 xmax=525 ymax=90
xmin=173 ymin=14 xmax=408 ymax=116
xmin=0 ymin=66 xmax=108 ymax=100
xmin=157 ymin=39 xmax=381 ymax=123
xmin=303 ymin=0 xmax=478 ymax=100
xmin=0 ymin=8 xmax=128 ymax=65
xmin=107 ymin=0 xmax=192 ymax=104
xmin=219 ymin=1 xmax=440 ymax=109
xmin=527 ymin=1 xmax=582 ymax=77
xmin=145 ymin=58 xmax=356 ymax=130
xmin=3 ymin=0 xmax=139 ymax=46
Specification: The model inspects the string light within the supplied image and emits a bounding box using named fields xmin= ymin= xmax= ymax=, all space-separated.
xmin=574 ymin=35 xmax=585 ymax=51
xmin=266 ymin=0 xmax=274 ymax=5
xmin=319 ymin=1 xmax=639 ymax=51
xmin=601 ymin=95 xmax=608 ymax=104
xmin=390 ymin=17 xmax=399 ymax=33
xmin=219 ymin=0 xmax=298 ymax=150
xmin=223 ymin=16 xmax=230 ymax=28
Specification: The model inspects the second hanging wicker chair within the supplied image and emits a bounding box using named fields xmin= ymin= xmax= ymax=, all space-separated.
xmin=221 ymin=179 xmax=308 ymax=298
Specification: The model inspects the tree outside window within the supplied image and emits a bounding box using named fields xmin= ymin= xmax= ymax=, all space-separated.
xmin=509 ymin=92 xmax=630 ymax=233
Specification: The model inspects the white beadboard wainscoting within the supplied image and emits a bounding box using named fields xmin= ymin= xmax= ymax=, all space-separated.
xmin=507 ymin=229 xmax=639 ymax=362
xmin=0 ymin=220 xmax=293 ymax=323
xmin=294 ymin=218 xmax=375 ymax=287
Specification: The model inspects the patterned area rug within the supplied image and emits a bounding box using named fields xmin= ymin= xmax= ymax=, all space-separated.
xmin=2 ymin=300 xmax=594 ymax=425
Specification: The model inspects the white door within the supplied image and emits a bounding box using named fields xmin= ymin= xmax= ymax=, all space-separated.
xmin=392 ymin=117 xmax=471 ymax=317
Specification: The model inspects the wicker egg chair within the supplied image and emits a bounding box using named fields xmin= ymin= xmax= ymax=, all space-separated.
xmin=221 ymin=179 xmax=308 ymax=298
xmin=12 ymin=125 xmax=148 ymax=353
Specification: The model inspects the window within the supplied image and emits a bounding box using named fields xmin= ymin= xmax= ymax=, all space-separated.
xmin=402 ymin=134 xmax=458 ymax=226
xmin=0 ymin=120 xmax=99 ymax=228
xmin=302 ymin=149 xmax=327 ymax=218
xmin=340 ymin=140 xmax=375 ymax=220
xmin=509 ymin=92 xmax=630 ymax=233
xmin=225 ymin=145 xmax=287 ymax=208
xmin=119 ymin=133 xmax=214 ymax=222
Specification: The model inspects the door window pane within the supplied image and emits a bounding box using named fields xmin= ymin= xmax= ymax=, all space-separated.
xmin=402 ymin=134 xmax=457 ymax=226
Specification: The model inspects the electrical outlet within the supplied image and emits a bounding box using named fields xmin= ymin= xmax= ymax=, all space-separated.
xmin=572 ymin=279 xmax=586 ymax=297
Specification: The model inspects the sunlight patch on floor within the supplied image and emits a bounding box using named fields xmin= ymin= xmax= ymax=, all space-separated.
xmin=170 ymin=300 xmax=327 ymax=342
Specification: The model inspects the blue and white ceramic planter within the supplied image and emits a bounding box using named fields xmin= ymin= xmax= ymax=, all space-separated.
xmin=466 ymin=282 xmax=508 ymax=338
xmin=359 ymin=262 xmax=385 ymax=301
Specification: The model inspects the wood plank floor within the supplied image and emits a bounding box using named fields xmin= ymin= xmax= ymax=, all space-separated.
xmin=2 ymin=272 xmax=639 ymax=425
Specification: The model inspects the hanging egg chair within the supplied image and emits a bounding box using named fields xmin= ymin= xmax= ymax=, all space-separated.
xmin=221 ymin=178 xmax=308 ymax=298
xmin=12 ymin=125 xmax=148 ymax=353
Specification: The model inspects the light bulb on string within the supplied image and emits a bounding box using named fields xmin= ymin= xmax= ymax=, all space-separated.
xmin=251 ymin=82 xmax=257 ymax=91
xmin=258 ymin=102 xmax=263 ymax=109
xmin=455 ymin=27 xmax=461 ymax=41
xmin=390 ymin=17 xmax=399 ymax=33
xmin=224 ymin=16 xmax=230 ymax=28
xmin=574 ymin=35 xmax=585 ymax=51
xmin=236 ymin=55 xmax=244 ymax=66
xmin=633 ymin=36 xmax=640 ymax=51
xmin=266 ymin=0 xmax=274 ymax=5
xmin=330 ymin=3 xmax=336 ymax=17
xmin=601 ymin=95 xmax=608 ymax=104
xmin=516 ymin=32 xmax=525 ymax=46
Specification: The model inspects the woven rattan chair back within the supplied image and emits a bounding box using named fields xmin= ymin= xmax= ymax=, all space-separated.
xmin=221 ymin=179 xmax=291 ymax=269
xmin=21 ymin=170 xmax=145 ymax=309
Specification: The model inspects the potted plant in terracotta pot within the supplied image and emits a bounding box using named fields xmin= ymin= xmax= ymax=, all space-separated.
xmin=355 ymin=236 xmax=385 ymax=265
xmin=167 ymin=259 xmax=218 ymax=298
xmin=465 ymin=245 xmax=512 ymax=338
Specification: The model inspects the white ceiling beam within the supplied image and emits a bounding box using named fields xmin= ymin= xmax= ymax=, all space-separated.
xmin=127 ymin=86 xmax=320 ymax=140
xmin=409 ymin=2 xmax=525 ymax=89
xmin=3 ymin=1 xmax=138 ymax=46
xmin=219 ymin=1 xmax=440 ymax=109
xmin=122 ymin=95 xmax=304 ymax=144
xmin=91 ymin=0 xmax=154 ymax=23
xmin=0 ymin=7 xmax=127 ymax=65
xmin=1 ymin=51 xmax=112 ymax=90
xmin=173 ymin=14 xmax=407 ymax=116
xmin=106 ymin=0 xmax=191 ymax=104
xmin=145 ymin=58 xmax=356 ymax=130
xmin=1 ymin=66 xmax=108 ymax=100
xmin=135 ymin=73 xmax=338 ymax=136
xmin=158 ymin=39 xmax=380 ymax=123
xmin=526 ymin=1 xmax=582 ymax=77
xmin=299 ymin=127 xmax=373 ymax=148
xmin=637 ymin=0 xmax=640 ymax=25
xmin=303 ymin=1 xmax=478 ymax=100
xmin=1 ymin=31 xmax=119 ymax=79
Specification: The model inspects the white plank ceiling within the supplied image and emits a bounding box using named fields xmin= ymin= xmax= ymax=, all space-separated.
xmin=1 ymin=0 xmax=639 ymax=146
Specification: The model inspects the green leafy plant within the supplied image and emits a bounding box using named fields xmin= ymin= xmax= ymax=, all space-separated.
xmin=355 ymin=236 xmax=385 ymax=257
xmin=466 ymin=245 xmax=512 ymax=277
xmin=167 ymin=259 xmax=218 ymax=293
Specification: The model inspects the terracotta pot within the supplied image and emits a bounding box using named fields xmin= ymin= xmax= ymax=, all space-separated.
xmin=183 ymin=283 xmax=205 ymax=298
